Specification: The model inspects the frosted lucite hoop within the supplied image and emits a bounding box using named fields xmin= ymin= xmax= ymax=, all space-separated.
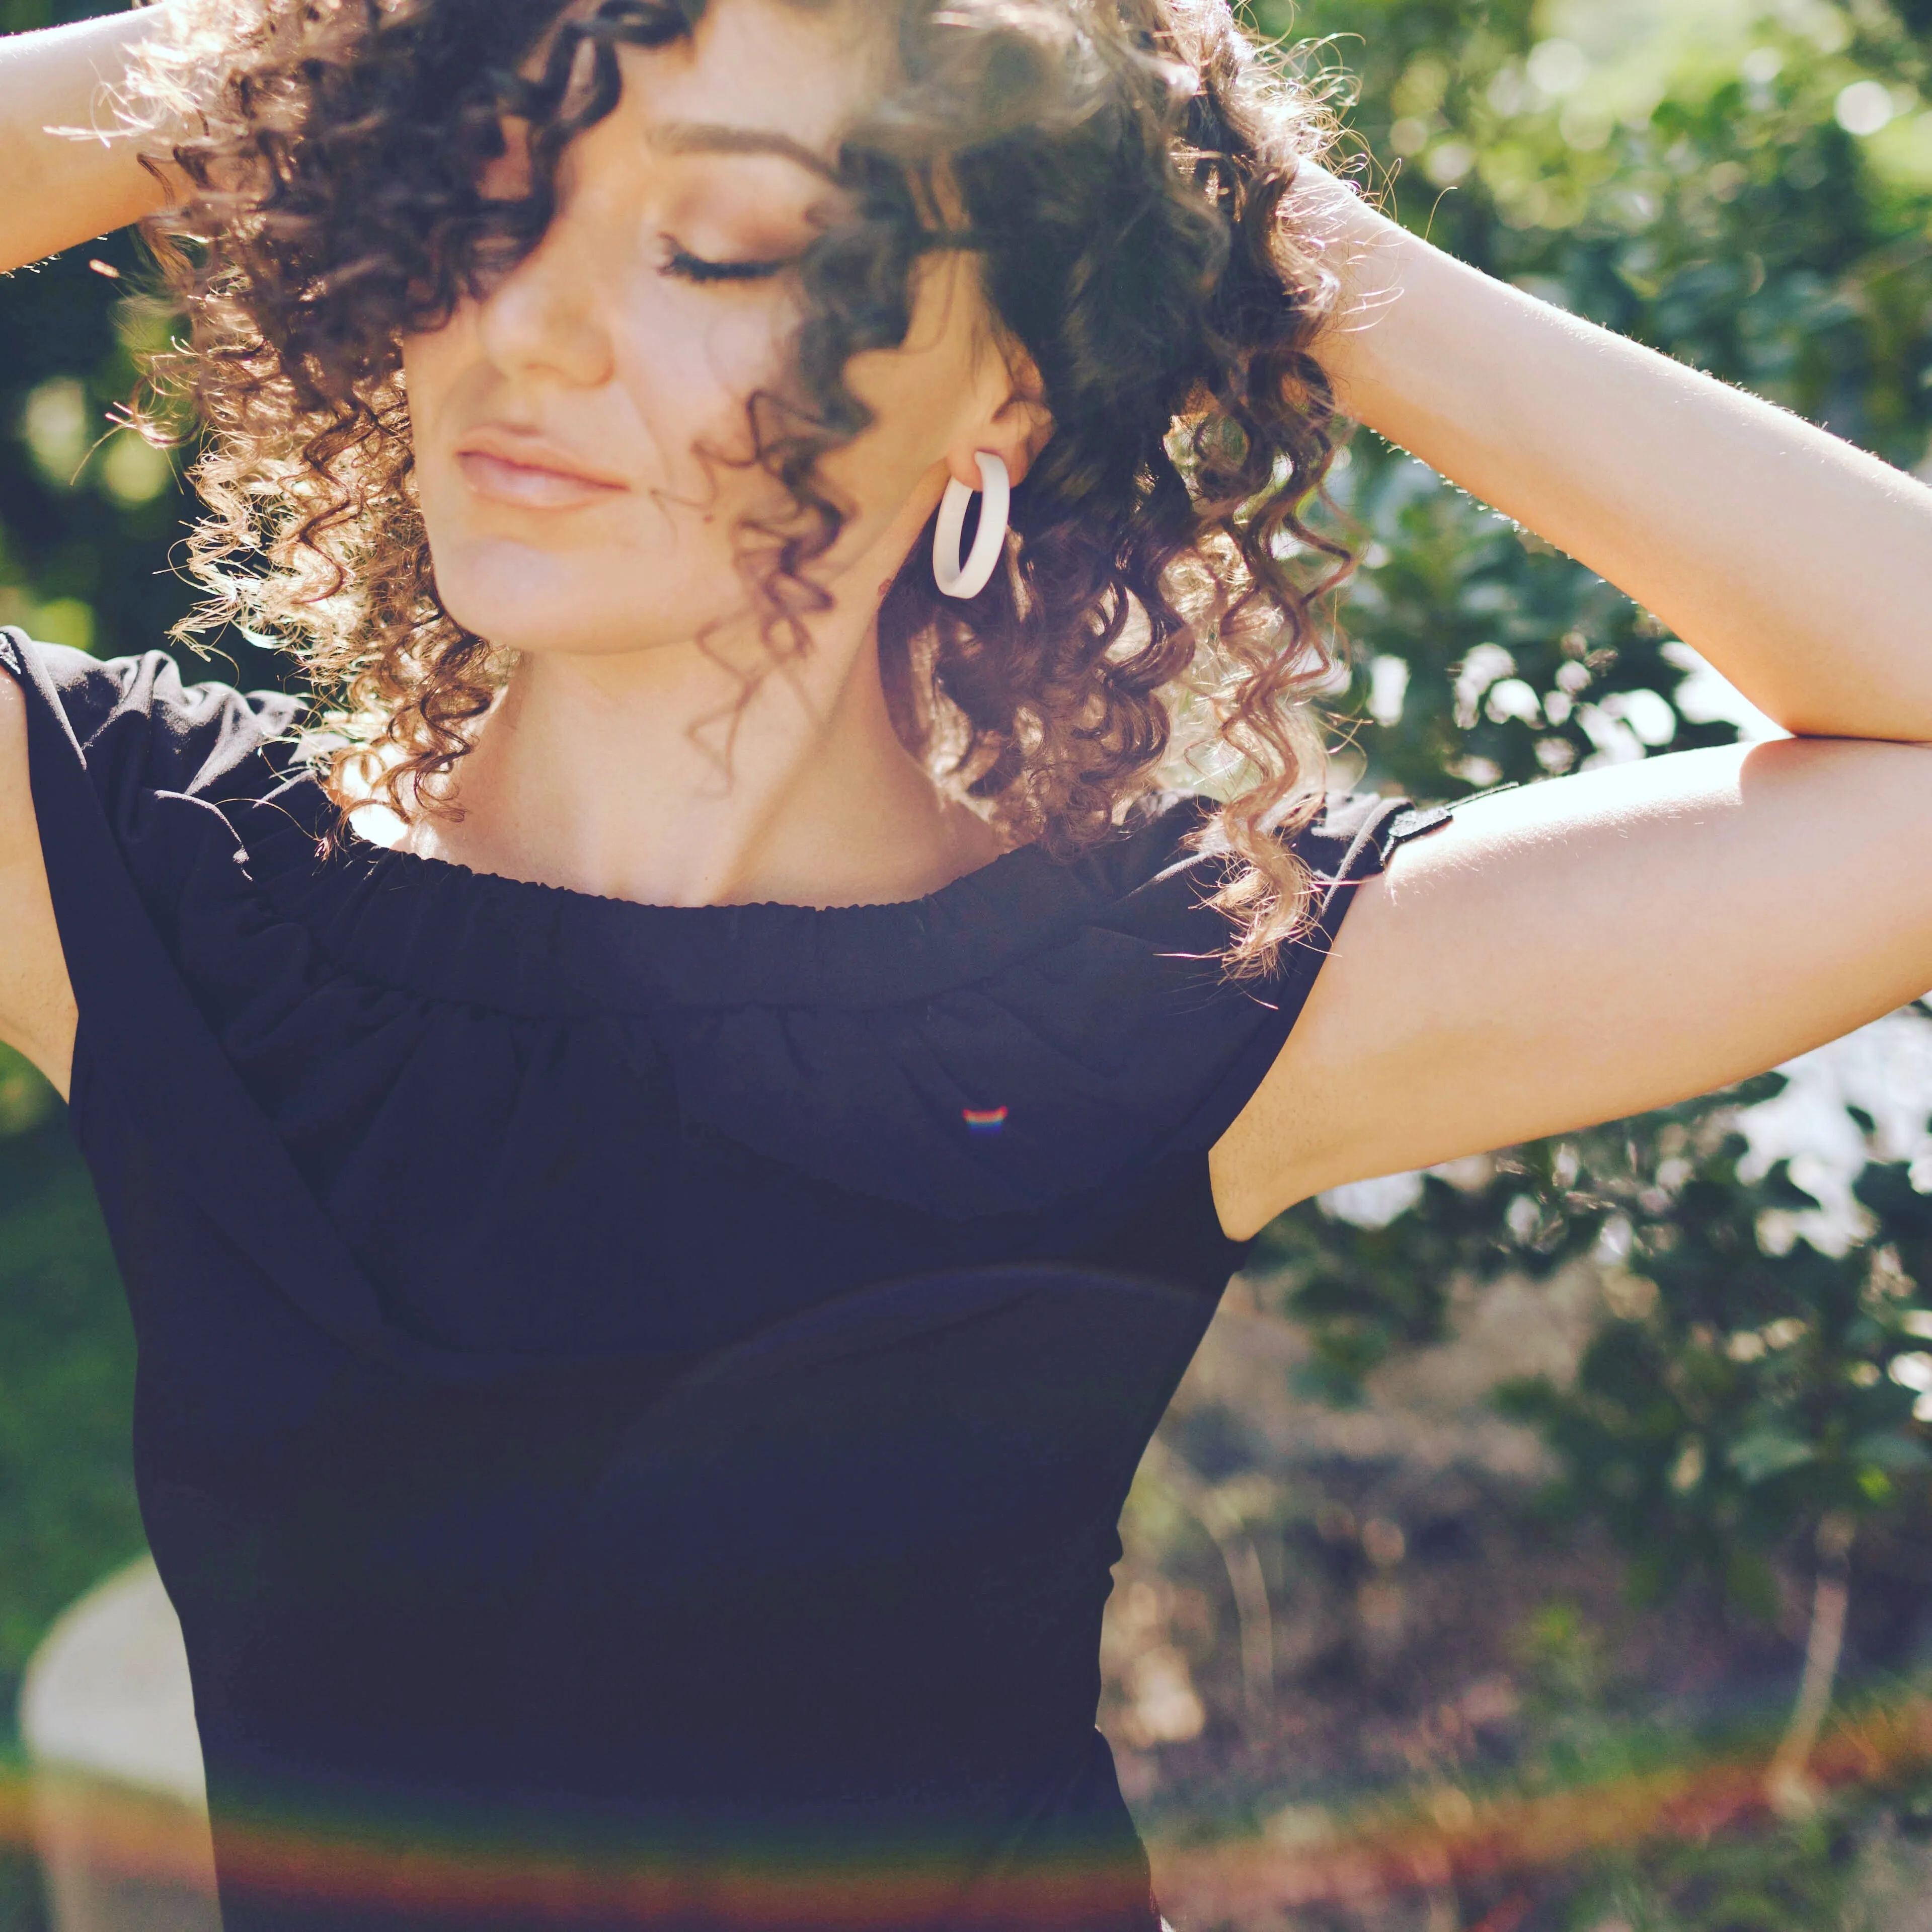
xmin=932 ymin=451 xmax=1011 ymax=600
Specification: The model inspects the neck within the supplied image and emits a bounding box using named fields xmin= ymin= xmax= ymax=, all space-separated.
xmin=390 ymin=615 xmax=1002 ymax=910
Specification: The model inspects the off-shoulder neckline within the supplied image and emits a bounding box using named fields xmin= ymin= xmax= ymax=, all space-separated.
xmin=330 ymin=798 xmax=1059 ymax=922
xmin=235 ymin=776 xmax=1231 ymax=1014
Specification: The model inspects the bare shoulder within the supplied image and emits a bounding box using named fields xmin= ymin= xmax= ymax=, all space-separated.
xmin=0 ymin=663 xmax=76 ymax=1098
xmin=1210 ymin=739 xmax=1932 ymax=1240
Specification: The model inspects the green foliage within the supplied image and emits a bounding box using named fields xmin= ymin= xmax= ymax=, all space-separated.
xmin=0 ymin=1852 xmax=48 ymax=1932
xmin=1494 ymin=1133 xmax=1932 ymax=1612
xmin=0 ymin=0 xmax=212 ymax=677
xmin=1279 ymin=0 xmax=1932 ymax=799
xmin=1254 ymin=1138 xmax=1608 ymax=1396
xmin=1239 ymin=0 xmax=1932 ymax=1613
xmin=1260 ymin=1084 xmax=1932 ymax=1613
xmin=0 ymin=228 xmax=200 ymax=669
xmin=0 ymin=0 xmax=213 ymax=1796
xmin=1555 ymin=1820 xmax=1866 ymax=1932
xmin=0 ymin=1053 xmax=142 ymax=1748
xmin=1113 ymin=3 xmax=1932 ymax=1923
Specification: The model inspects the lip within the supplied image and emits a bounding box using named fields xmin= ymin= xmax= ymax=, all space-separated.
xmin=452 ymin=426 xmax=631 ymax=509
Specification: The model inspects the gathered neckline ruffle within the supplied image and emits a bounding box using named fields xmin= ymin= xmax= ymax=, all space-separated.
xmin=230 ymin=776 xmax=1239 ymax=1016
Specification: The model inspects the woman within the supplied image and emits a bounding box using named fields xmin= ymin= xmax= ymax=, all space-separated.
xmin=1 ymin=0 xmax=1929 ymax=1924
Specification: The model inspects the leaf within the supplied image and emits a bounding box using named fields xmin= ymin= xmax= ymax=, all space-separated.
xmin=1624 ymin=1550 xmax=1674 ymax=1609
xmin=1725 ymin=1430 xmax=1816 ymax=1485
xmin=1724 ymin=1547 xmax=1781 ymax=1622
xmin=1851 ymin=1432 xmax=1932 ymax=1474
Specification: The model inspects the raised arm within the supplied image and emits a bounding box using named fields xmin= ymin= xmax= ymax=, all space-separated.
xmin=1209 ymin=174 xmax=1932 ymax=1239
xmin=0 ymin=673 xmax=75 ymax=1099
xmin=0 ymin=3 xmax=185 ymax=275
xmin=0 ymin=3 xmax=191 ymax=1096
xmin=1306 ymin=171 xmax=1932 ymax=743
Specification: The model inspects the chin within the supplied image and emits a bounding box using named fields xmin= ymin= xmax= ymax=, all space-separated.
xmin=430 ymin=542 xmax=696 ymax=660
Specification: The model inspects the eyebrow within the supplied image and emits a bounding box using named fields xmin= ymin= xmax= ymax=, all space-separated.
xmin=650 ymin=121 xmax=840 ymax=182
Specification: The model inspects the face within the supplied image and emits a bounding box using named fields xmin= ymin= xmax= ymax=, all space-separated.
xmin=402 ymin=0 xmax=1021 ymax=668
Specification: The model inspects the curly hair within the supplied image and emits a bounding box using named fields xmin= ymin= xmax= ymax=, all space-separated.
xmin=126 ymin=0 xmax=1355 ymax=971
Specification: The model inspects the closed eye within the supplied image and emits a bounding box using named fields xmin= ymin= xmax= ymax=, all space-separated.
xmin=660 ymin=244 xmax=797 ymax=284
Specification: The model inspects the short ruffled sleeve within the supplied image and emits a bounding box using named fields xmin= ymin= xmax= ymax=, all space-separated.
xmin=7 ymin=636 xmax=305 ymax=809
xmin=1133 ymin=788 xmax=1450 ymax=1160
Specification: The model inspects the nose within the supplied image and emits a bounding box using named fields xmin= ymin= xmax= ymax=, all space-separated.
xmin=473 ymin=189 xmax=617 ymax=391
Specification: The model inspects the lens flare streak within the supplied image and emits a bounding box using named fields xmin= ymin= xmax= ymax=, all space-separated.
xmin=6 ymin=1689 xmax=1932 ymax=1922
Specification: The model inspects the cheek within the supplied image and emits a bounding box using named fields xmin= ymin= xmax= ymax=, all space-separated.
xmin=399 ymin=321 xmax=482 ymax=493
xmin=403 ymin=281 xmax=787 ymax=497
xmin=398 ymin=314 xmax=792 ymax=651
xmin=611 ymin=289 xmax=794 ymax=473
xmin=399 ymin=268 xmax=909 ymax=651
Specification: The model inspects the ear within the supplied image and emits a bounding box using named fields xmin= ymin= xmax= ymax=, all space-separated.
xmin=945 ymin=346 xmax=1054 ymax=490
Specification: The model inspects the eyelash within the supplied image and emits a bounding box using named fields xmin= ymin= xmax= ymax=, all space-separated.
xmin=661 ymin=245 xmax=795 ymax=285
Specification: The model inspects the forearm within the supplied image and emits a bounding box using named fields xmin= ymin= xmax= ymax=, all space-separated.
xmin=1305 ymin=182 xmax=1932 ymax=743
xmin=0 ymin=4 xmax=187 ymax=276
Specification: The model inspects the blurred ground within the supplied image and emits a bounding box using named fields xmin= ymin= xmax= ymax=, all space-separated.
xmin=1105 ymin=1257 xmax=1932 ymax=1929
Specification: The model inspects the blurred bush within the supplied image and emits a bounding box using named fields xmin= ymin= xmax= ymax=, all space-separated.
xmin=1106 ymin=1 xmax=1932 ymax=1926
xmin=0 ymin=7 xmax=214 ymax=1924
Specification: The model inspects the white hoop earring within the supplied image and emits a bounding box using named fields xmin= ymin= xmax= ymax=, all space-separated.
xmin=932 ymin=451 xmax=1011 ymax=600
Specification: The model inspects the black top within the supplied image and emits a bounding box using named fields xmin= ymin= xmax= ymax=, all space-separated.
xmin=4 ymin=629 xmax=1444 ymax=1930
